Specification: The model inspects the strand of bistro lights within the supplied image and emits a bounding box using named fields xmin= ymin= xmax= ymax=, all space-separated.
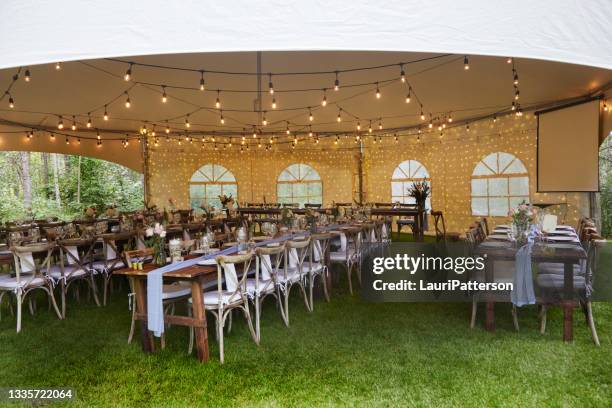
xmin=0 ymin=54 xmax=465 ymax=138
xmin=1 ymin=55 xmax=609 ymax=148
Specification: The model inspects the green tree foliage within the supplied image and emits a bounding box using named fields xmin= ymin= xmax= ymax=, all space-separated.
xmin=0 ymin=151 xmax=143 ymax=222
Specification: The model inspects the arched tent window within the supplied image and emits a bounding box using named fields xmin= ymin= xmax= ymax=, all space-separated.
xmin=189 ymin=164 xmax=237 ymax=211
xmin=471 ymin=152 xmax=529 ymax=216
xmin=391 ymin=160 xmax=431 ymax=209
xmin=277 ymin=163 xmax=322 ymax=207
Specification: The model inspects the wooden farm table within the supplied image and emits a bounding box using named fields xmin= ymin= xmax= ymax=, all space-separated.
xmin=237 ymin=207 xmax=425 ymax=240
xmin=115 ymin=260 xmax=216 ymax=362
xmin=474 ymin=241 xmax=586 ymax=342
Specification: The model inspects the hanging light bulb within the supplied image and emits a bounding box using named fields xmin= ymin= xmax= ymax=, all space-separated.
xmin=375 ymin=83 xmax=381 ymax=99
xmin=368 ymin=121 xmax=373 ymax=133
xmin=514 ymin=88 xmax=520 ymax=100
xmin=71 ymin=116 xmax=77 ymax=131
xmin=103 ymin=105 xmax=109 ymax=121
xmin=334 ymin=136 xmax=339 ymax=145
xmin=406 ymin=87 xmax=411 ymax=103
xmin=124 ymin=93 xmax=131 ymax=108
xmin=400 ymin=64 xmax=406 ymax=83
xmin=50 ymin=133 xmax=55 ymax=140
xmin=262 ymin=112 xmax=267 ymax=126
xmin=493 ymin=115 xmax=497 ymax=123
xmin=271 ymin=97 xmax=277 ymax=109
xmin=185 ymin=116 xmax=190 ymax=128
xmin=199 ymin=71 xmax=205 ymax=91
xmin=466 ymin=123 xmax=471 ymax=131
xmin=286 ymin=123 xmax=291 ymax=134
xmin=337 ymin=109 xmax=342 ymax=122
xmin=220 ymin=111 xmax=225 ymax=125
xmin=511 ymin=101 xmax=516 ymax=111
xmin=378 ymin=120 xmax=383 ymax=130
xmin=124 ymin=63 xmax=132 ymax=81
xmin=165 ymin=122 xmax=170 ymax=134
xmin=8 ymin=94 xmax=14 ymax=108
xmin=428 ymin=118 xmax=433 ymax=129
xmin=321 ymin=89 xmax=327 ymax=107
xmin=448 ymin=114 xmax=453 ymax=123
xmin=55 ymin=62 xmax=61 ymax=70
xmin=161 ymin=86 xmax=167 ymax=103
xmin=65 ymin=137 xmax=70 ymax=145
xmin=24 ymin=69 xmax=31 ymax=82
xmin=394 ymin=134 xmax=399 ymax=143
xmin=420 ymin=110 xmax=425 ymax=121
xmin=97 ymin=139 xmax=102 ymax=147
xmin=604 ymin=102 xmax=609 ymax=112
xmin=96 ymin=130 xmax=101 ymax=140
xmin=513 ymin=70 xmax=519 ymax=85
xmin=87 ymin=114 xmax=92 ymax=128
xmin=268 ymin=74 xmax=274 ymax=95
xmin=464 ymin=55 xmax=469 ymax=70
xmin=27 ymin=130 xmax=33 ymax=139
xmin=215 ymin=90 xmax=221 ymax=108
xmin=356 ymin=121 xmax=361 ymax=131
xmin=308 ymin=125 xmax=313 ymax=137
xmin=57 ymin=116 xmax=64 ymax=129
xmin=506 ymin=57 xmax=513 ymax=64
xmin=334 ymin=71 xmax=340 ymax=91
xmin=309 ymin=109 xmax=314 ymax=122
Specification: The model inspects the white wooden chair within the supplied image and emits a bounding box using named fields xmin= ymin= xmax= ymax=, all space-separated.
xmin=0 ymin=243 xmax=62 ymax=332
xmin=188 ymin=252 xmax=258 ymax=363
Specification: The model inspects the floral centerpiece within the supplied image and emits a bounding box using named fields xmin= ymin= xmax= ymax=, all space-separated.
xmin=509 ymin=201 xmax=536 ymax=245
xmin=145 ymin=223 xmax=167 ymax=265
xmin=105 ymin=205 xmax=118 ymax=218
xmin=281 ymin=207 xmax=295 ymax=228
xmin=218 ymin=194 xmax=234 ymax=209
xmin=408 ymin=181 xmax=430 ymax=209
xmin=199 ymin=202 xmax=213 ymax=219
xmin=304 ymin=208 xmax=320 ymax=231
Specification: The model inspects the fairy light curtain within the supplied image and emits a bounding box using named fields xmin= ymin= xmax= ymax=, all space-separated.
xmin=391 ymin=160 xmax=431 ymax=209
xmin=277 ymin=163 xmax=322 ymax=207
xmin=471 ymin=152 xmax=529 ymax=216
xmin=189 ymin=164 xmax=237 ymax=211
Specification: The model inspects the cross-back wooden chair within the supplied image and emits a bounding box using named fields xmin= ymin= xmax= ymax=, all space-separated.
xmin=95 ymin=231 xmax=135 ymax=305
xmin=0 ymin=243 xmax=62 ymax=332
xmin=329 ymin=227 xmax=362 ymax=295
xmin=431 ymin=210 xmax=461 ymax=242
xmin=251 ymin=244 xmax=286 ymax=342
xmin=188 ymin=252 xmax=258 ymax=364
xmin=124 ymin=248 xmax=191 ymax=346
xmin=395 ymin=203 xmax=419 ymax=239
xmin=54 ymin=237 xmax=100 ymax=317
xmin=306 ymin=233 xmax=331 ymax=308
xmin=277 ymin=238 xmax=312 ymax=323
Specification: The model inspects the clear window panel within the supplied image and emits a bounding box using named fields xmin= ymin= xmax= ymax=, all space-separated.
xmin=190 ymin=199 xmax=203 ymax=212
xmin=483 ymin=153 xmax=499 ymax=174
xmin=489 ymin=178 xmax=508 ymax=196
xmin=509 ymin=196 xmax=529 ymax=209
xmin=509 ymin=177 xmax=529 ymax=196
xmin=471 ymin=197 xmax=488 ymax=215
xmin=489 ymin=197 xmax=509 ymax=216
xmin=471 ymin=179 xmax=487 ymax=196
xmin=391 ymin=181 xmax=404 ymax=196
xmin=205 ymin=184 xmax=222 ymax=199
xmin=504 ymin=158 xmax=527 ymax=174
xmin=277 ymin=183 xmax=292 ymax=198
xmin=189 ymin=184 xmax=205 ymax=198
xmin=292 ymin=183 xmax=308 ymax=198
xmin=307 ymin=182 xmax=322 ymax=196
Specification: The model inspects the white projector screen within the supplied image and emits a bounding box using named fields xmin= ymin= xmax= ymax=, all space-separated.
xmin=537 ymin=99 xmax=600 ymax=192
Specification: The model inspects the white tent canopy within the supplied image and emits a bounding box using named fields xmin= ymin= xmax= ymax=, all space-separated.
xmin=1 ymin=0 xmax=611 ymax=71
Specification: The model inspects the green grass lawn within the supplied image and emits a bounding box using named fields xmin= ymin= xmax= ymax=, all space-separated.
xmin=0 ymin=236 xmax=610 ymax=407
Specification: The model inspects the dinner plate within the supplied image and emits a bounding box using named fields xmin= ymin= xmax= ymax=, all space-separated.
xmin=545 ymin=243 xmax=580 ymax=249
xmin=487 ymin=234 xmax=509 ymax=240
xmin=547 ymin=236 xmax=579 ymax=242
xmin=192 ymin=248 xmax=219 ymax=255
xmin=266 ymin=242 xmax=281 ymax=247
xmin=555 ymin=225 xmax=575 ymax=230
xmin=253 ymin=236 xmax=271 ymax=241
xmin=197 ymin=258 xmax=217 ymax=266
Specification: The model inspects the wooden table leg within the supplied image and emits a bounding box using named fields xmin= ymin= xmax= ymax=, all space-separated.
xmin=563 ymin=262 xmax=574 ymax=342
xmin=190 ymin=278 xmax=209 ymax=363
xmin=134 ymin=278 xmax=155 ymax=353
xmin=485 ymin=258 xmax=495 ymax=332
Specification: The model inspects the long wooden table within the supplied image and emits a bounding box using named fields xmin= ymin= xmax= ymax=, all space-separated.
xmin=115 ymin=260 xmax=217 ymax=362
xmin=474 ymin=240 xmax=586 ymax=342
xmin=237 ymin=207 xmax=426 ymax=240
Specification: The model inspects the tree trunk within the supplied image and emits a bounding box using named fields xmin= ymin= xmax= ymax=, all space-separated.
xmin=52 ymin=153 xmax=61 ymax=206
xmin=77 ymin=156 xmax=81 ymax=204
xmin=42 ymin=152 xmax=50 ymax=198
xmin=20 ymin=151 xmax=32 ymax=211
